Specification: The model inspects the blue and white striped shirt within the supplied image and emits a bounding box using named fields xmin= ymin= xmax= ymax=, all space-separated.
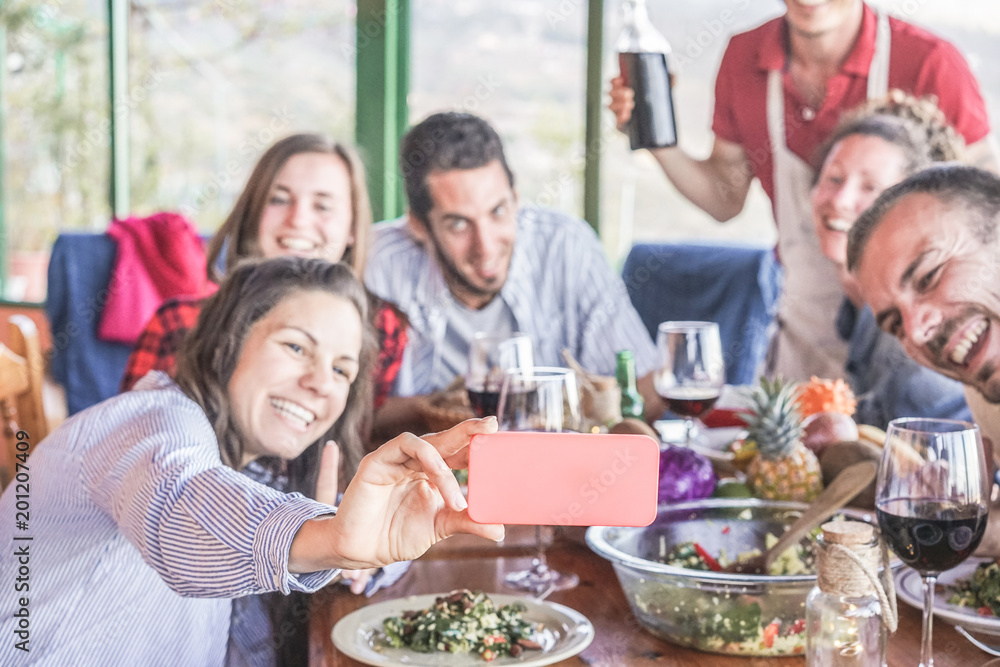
xmin=0 ymin=373 xmax=339 ymax=666
xmin=365 ymin=207 xmax=658 ymax=395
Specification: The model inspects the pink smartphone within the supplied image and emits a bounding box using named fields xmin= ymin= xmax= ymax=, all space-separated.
xmin=466 ymin=431 xmax=660 ymax=527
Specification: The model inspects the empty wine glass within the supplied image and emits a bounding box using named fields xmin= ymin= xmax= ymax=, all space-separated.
xmin=653 ymin=321 xmax=725 ymax=446
xmin=465 ymin=332 xmax=534 ymax=418
xmin=497 ymin=366 xmax=582 ymax=593
xmin=875 ymin=418 xmax=991 ymax=667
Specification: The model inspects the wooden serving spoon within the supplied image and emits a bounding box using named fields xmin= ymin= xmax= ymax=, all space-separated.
xmin=724 ymin=460 xmax=878 ymax=575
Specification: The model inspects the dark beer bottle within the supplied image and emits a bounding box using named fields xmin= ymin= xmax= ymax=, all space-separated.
xmin=616 ymin=0 xmax=678 ymax=150
xmin=616 ymin=350 xmax=645 ymax=420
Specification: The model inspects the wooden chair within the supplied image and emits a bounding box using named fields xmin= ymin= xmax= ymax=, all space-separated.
xmin=0 ymin=315 xmax=48 ymax=488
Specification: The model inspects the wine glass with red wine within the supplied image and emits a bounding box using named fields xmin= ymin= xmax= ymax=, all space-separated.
xmin=653 ymin=321 xmax=725 ymax=447
xmin=497 ymin=366 xmax=582 ymax=593
xmin=465 ymin=332 xmax=534 ymax=418
xmin=875 ymin=418 xmax=990 ymax=667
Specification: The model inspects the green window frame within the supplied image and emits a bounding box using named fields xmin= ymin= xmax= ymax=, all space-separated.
xmin=0 ymin=0 xmax=609 ymax=303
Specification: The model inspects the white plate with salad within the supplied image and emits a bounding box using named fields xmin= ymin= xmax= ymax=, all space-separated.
xmin=896 ymin=558 xmax=1000 ymax=637
xmin=331 ymin=590 xmax=594 ymax=665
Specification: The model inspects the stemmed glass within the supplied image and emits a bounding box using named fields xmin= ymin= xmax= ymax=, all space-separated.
xmin=497 ymin=366 xmax=582 ymax=593
xmin=875 ymin=418 xmax=991 ymax=667
xmin=465 ymin=332 xmax=534 ymax=418
xmin=653 ymin=321 xmax=725 ymax=446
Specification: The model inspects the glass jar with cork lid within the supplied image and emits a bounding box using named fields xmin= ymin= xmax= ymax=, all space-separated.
xmin=805 ymin=521 xmax=897 ymax=666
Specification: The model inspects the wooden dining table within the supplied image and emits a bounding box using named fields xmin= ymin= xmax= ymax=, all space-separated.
xmin=308 ymin=526 xmax=991 ymax=667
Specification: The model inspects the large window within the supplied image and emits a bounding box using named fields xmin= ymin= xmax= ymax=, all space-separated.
xmin=125 ymin=0 xmax=356 ymax=230
xmin=0 ymin=0 xmax=357 ymax=302
xmin=3 ymin=0 xmax=1000 ymax=302
xmin=410 ymin=0 xmax=588 ymax=219
xmin=2 ymin=0 xmax=110 ymax=301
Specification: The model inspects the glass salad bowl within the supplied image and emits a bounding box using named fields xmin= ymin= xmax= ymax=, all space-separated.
xmin=586 ymin=498 xmax=892 ymax=657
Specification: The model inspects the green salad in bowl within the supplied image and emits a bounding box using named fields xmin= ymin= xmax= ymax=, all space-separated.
xmin=587 ymin=498 xmax=884 ymax=656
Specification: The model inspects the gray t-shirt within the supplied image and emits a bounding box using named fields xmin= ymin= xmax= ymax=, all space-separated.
xmin=435 ymin=295 xmax=517 ymax=390
xmin=366 ymin=207 xmax=658 ymax=396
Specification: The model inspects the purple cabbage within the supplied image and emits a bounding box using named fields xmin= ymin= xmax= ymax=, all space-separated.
xmin=657 ymin=445 xmax=716 ymax=504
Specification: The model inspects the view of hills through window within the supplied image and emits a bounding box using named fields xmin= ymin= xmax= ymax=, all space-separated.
xmin=3 ymin=0 xmax=1000 ymax=290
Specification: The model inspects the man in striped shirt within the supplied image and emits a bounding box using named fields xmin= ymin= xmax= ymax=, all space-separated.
xmin=365 ymin=112 xmax=663 ymax=436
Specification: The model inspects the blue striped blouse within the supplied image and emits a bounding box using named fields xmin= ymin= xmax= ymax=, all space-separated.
xmin=0 ymin=373 xmax=339 ymax=666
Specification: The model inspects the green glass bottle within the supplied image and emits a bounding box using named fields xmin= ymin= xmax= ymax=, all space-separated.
xmin=616 ymin=350 xmax=645 ymax=420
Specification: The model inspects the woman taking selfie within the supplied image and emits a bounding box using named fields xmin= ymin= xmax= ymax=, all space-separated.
xmin=119 ymin=134 xmax=409 ymax=663
xmin=0 ymin=257 xmax=500 ymax=666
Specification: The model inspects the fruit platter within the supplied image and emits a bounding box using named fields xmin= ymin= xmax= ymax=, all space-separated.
xmin=655 ymin=375 xmax=886 ymax=511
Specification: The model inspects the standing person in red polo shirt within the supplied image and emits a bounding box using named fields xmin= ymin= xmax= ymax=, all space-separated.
xmin=609 ymin=0 xmax=995 ymax=382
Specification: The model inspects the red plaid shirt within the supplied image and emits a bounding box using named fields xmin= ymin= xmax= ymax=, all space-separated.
xmin=121 ymin=295 xmax=407 ymax=409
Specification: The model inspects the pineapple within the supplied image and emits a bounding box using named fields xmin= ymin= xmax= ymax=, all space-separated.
xmin=741 ymin=377 xmax=823 ymax=502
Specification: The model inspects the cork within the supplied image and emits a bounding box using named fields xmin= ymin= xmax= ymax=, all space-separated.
xmin=821 ymin=520 xmax=874 ymax=546
xmin=818 ymin=521 xmax=879 ymax=597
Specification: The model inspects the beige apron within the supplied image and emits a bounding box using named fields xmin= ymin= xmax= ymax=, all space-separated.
xmin=767 ymin=11 xmax=890 ymax=381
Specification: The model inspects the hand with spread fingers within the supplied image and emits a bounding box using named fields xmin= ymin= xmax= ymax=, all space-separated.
xmin=289 ymin=417 xmax=504 ymax=573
